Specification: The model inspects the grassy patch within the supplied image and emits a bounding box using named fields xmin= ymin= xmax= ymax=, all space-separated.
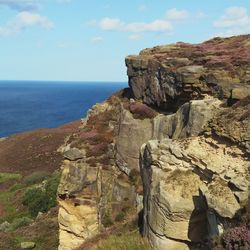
xmin=8 ymin=217 xmax=33 ymax=231
xmin=97 ymin=230 xmax=151 ymax=250
xmin=0 ymin=187 xmax=28 ymax=223
xmin=22 ymin=171 xmax=60 ymax=217
xmin=23 ymin=171 xmax=50 ymax=186
xmin=0 ymin=172 xmax=21 ymax=184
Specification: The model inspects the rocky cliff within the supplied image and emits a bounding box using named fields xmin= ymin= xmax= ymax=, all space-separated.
xmin=57 ymin=35 xmax=250 ymax=250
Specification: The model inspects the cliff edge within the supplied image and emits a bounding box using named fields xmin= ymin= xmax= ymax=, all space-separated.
xmin=57 ymin=35 xmax=250 ymax=250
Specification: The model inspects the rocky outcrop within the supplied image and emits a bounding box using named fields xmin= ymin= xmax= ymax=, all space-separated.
xmin=133 ymin=35 xmax=250 ymax=250
xmin=141 ymin=136 xmax=249 ymax=249
xmin=57 ymin=35 xmax=250 ymax=250
xmin=57 ymin=97 xmax=138 ymax=250
xmin=126 ymin=35 xmax=250 ymax=110
xmin=115 ymin=106 xmax=154 ymax=174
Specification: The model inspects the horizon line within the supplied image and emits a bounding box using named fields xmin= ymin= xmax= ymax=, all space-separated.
xmin=0 ymin=80 xmax=128 ymax=83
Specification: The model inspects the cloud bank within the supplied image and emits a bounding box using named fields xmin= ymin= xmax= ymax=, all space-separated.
xmin=0 ymin=11 xmax=54 ymax=36
xmin=213 ymin=6 xmax=250 ymax=36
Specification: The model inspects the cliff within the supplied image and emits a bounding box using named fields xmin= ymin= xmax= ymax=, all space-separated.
xmin=0 ymin=35 xmax=248 ymax=250
xmin=57 ymin=35 xmax=249 ymax=250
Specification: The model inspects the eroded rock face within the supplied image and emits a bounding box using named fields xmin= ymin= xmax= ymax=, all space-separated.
xmin=141 ymin=137 xmax=249 ymax=249
xmin=116 ymin=106 xmax=154 ymax=174
xmin=210 ymin=95 xmax=250 ymax=153
xmin=153 ymin=96 xmax=222 ymax=140
xmin=57 ymin=35 xmax=250 ymax=250
xmin=126 ymin=35 xmax=250 ymax=110
xmin=57 ymin=98 xmax=138 ymax=250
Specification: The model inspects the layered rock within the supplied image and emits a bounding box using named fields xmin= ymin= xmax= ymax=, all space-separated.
xmin=126 ymin=35 xmax=250 ymax=110
xmin=141 ymin=136 xmax=249 ymax=249
xmin=132 ymin=35 xmax=250 ymax=249
xmin=57 ymin=96 xmax=138 ymax=250
xmin=57 ymin=35 xmax=250 ymax=250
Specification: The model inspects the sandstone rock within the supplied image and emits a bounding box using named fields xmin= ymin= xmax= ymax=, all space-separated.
xmin=58 ymin=200 xmax=98 ymax=250
xmin=153 ymin=97 xmax=222 ymax=140
xmin=20 ymin=242 xmax=36 ymax=249
xmin=116 ymin=107 xmax=154 ymax=172
xmin=140 ymin=136 xmax=249 ymax=249
xmin=57 ymin=35 xmax=250 ymax=250
xmin=58 ymin=159 xmax=101 ymax=197
xmin=231 ymin=87 xmax=250 ymax=100
xmin=202 ymin=178 xmax=241 ymax=218
xmin=210 ymin=95 xmax=250 ymax=153
xmin=63 ymin=147 xmax=85 ymax=161
xmin=126 ymin=35 xmax=250 ymax=109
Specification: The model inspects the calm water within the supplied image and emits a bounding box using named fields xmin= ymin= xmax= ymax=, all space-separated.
xmin=0 ymin=81 xmax=126 ymax=137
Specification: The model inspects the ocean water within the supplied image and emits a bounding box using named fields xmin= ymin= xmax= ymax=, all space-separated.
xmin=0 ymin=81 xmax=126 ymax=137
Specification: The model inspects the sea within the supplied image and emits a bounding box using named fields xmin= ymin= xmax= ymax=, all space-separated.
xmin=0 ymin=81 xmax=127 ymax=137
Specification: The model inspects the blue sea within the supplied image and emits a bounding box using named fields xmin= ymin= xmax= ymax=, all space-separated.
xmin=0 ymin=81 xmax=126 ymax=137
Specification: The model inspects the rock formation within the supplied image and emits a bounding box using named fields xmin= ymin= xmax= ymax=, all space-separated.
xmin=57 ymin=35 xmax=250 ymax=250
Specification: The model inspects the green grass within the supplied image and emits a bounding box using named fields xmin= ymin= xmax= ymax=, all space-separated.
xmin=97 ymin=230 xmax=151 ymax=250
xmin=23 ymin=171 xmax=50 ymax=186
xmin=0 ymin=185 xmax=29 ymax=223
xmin=0 ymin=172 xmax=21 ymax=184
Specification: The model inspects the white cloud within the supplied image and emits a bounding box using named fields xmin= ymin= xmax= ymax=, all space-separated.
xmin=0 ymin=0 xmax=38 ymax=11
xmin=166 ymin=8 xmax=189 ymax=20
xmin=129 ymin=34 xmax=142 ymax=41
xmin=91 ymin=36 xmax=104 ymax=43
xmin=125 ymin=20 xmax=172 ymax=33
xmin=214 ymin=6 xmax=250 ymax=28
xmin=213 ymin=6 xmax=250 ymax=36
xmin=0 ymin=11 xmax=54 ymax=36
xmin=99 ymin=18 xmax=123 ymax=31
xmin=97 ymin=17 xmax=172 ymax=33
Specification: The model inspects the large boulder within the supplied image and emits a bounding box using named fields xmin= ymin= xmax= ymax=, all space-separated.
xmin=141 ymin=137 xmax=249 ymax=249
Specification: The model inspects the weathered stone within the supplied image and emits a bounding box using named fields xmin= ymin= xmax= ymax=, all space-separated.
xmin=20 ymin=242 xmax=36 ymax=249
xmin=57 ymin=35 xmax=250 ymax=250
xmin=202 ymin=178 xmax=241 ymax=218
xmin=153 ymin=97 xmax=222 ymax=140
xmin=231 ymin=87 xmax=250 ymax=100
xmin=210 ymin=95 xmax=250 ymax=153
xmin=116 ymin=107 xmax=153 ymax=171
xmin=140 ymin=136 xmax=249 ymax=249
xmin=58 ymin=200 xmax=98 ymax=250
xmin=126 ymin=35 xmax=250 ymax=109
xmin=58 ymin=160 xmax=94 ymax=196
xmin=63 ymin=148 xmax=85 ymax=161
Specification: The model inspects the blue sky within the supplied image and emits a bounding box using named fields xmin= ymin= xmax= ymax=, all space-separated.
xmin=0 ymin=0 xmax=249 ymax=81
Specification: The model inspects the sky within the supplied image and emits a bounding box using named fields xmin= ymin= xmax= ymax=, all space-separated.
xmin=0 ymin=0 xmax=249 ymax=81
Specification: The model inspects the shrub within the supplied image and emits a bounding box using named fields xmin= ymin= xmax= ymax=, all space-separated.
xmin=8 ymin=217 xmax=33 ymax=231
xmin=115 ymin=212 xmax=126 ymax=222
xmin=22 ymin=188 xmax=48 ymax=216
xmin=221 ymin=223 xmax=250 ymax=249
xmin=102 ymin=213 xmax=113 ymax=228
xmin=44 ymin=172 xmax=60 ymax=209
xmin=23 ymin=171 xmax=50 ymax=186
xmin=22 ymin=171 xmax=60 ymax=217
